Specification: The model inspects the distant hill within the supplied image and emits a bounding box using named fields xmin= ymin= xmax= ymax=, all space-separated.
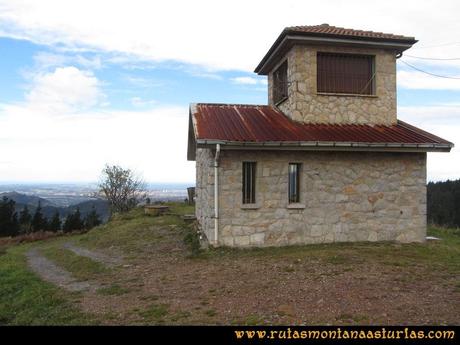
xmin=41 ymin=199 xmax=110 ymax=222
xmin=0 ymin=191 xmax=54 ymax=207
xmin=3 ymin=192 xmax=110 ymax=223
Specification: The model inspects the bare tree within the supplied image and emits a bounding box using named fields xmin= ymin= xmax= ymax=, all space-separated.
xmin=98 ymin=165 xmax=145 ymax=215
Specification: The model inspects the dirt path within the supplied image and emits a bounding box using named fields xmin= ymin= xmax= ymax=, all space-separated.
xmin=26 ymin=248 xmax=97 ymax=292
xmin=77 ymin=225 xmax=460 ymax=325
xmin=63 ymin=242 xmax=122 ymax=267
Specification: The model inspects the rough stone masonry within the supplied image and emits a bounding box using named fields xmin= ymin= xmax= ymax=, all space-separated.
xmin=191 ymin=25 xmax=452 ymax=247
xmin=196 ymin=149 xmax=426 ymax=247
xmin=269 ymin=45 xmax=397 ymax=125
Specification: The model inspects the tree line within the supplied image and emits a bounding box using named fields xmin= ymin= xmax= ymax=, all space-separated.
xmin=0 ymin=164 xmax=143 ymax=238
xmin=0 ymin=197 xmax=101 ymax=237
xmin=427 ymin=179 xmax=460 ymax=228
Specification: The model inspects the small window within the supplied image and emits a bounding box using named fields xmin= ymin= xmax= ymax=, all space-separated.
xmin=288 ymin=163 xmax=301 ymax=203
xmin=242 ymin=162 xmax=256 ymax=204
xmin=273 ymin=61 xmax=288 ymax=104
xmin=317 ymin=52 xmax=375 ymax=95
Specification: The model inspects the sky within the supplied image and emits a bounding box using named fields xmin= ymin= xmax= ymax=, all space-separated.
xmin=0 ymin=0 xmax=459 ymax=184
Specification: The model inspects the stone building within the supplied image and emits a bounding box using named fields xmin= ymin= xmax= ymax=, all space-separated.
xmin=187 ymin=24 xmax=453 ymax=247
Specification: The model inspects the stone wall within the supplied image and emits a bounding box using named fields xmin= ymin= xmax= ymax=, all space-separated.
xmin=268 ymin=45 xmax=397 ymax=125
xmin=195 ymin=148 xmax=216 ymax=243
xmin=214 ymin=150 xmax=426 ymax=247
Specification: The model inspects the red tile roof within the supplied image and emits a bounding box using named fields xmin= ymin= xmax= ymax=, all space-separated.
xmin=254 ymin=24 xmax=417 ymax=75
xmin=285 ymin=24 xmax=416 ymax=42
xmin=190 ymin=103 xmax=453 ymax=151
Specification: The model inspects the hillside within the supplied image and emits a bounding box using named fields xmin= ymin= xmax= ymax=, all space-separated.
xmin=1 ymin=191 xmax=110 ymax=222
xmin=41 ymin=199 xmax=110 ymax=222
xmin=0 ymin=203 xmax=459 ymax=325
xmin=0 ymin=191 xmax=54 ymax=208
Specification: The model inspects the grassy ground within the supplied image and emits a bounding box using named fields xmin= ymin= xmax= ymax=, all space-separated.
xmin=0 ymin=202 xmax=458 ymax=325
xmin=0 ymin=244 xmax=96 ymax=325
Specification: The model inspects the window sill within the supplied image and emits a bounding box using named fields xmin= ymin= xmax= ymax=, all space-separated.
xmin=287 ymin=203 xmax=306 ymax=209
xmin=317 ymin=92 xmax=377 ymax=98
xmin=241 ymin=203 xmax=260 ymax=210
xmin=274 ymin=96 xmax=288 ymax=106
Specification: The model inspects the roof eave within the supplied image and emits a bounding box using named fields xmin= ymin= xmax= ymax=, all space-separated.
xmin=255 ymin=33 xmax=416 ymax=75
xmin=196 ymin=139 xmax=453 ymax=153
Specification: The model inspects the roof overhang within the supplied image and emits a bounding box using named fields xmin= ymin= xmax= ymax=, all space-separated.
xmin=196 ymin=139 xmax=452 ymax=153
xmin=187 ymin=103 xmax=453 ymax=161
xmin=255 ymin=32 xmax=417 ymax=75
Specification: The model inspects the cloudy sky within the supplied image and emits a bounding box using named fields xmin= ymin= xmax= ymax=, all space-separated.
xmin=0 ymin=0 xmax=459 ymax=183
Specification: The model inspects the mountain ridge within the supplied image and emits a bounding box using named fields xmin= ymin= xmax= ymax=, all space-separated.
xmin=1 ymin=192 xmax=109 ymax=222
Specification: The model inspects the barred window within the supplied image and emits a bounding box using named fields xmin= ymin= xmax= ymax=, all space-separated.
xmin=242 ymin=162 xmax=256 ymax=204
xmin=273 ymin=61 xmax=288 ymax=104
xmin=288 ymin=163 xmax=301 ymax=203
xmin=317 ymin=52 xmax=375 ymax=95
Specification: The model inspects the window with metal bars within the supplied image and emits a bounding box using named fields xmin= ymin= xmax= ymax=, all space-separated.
xmin=288 ymin=163 xmax=301 ymax=203
xmin=317 ymin=52 xmax=375 ymax=95
xmin=242 ymin=162 xmax=256 ymax=204
xmin=273 ymin=61 xmax=288 ymax=104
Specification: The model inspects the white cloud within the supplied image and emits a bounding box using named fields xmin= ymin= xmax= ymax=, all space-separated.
xmin=0 ymin=103 xmax=194 ymax=183
xmin=230 ymin=77 xmax=268 ymax=92
xmin=1 ymin=0 xmax=460 ymax=72
xmin=230 ymin=77 xmax=268 ymax=89
xmin=0 ymin=0 xmax=459 ymax=183
xmin=33 ymin=52 xmax=102 ymax=70
xmin=130 ymin=97 xmax=156 ymax=107
xmin=25 ymin=66 xmax=105 ymax=113
xmin=399 ymin=104 xmax=460 ymax=125
xmin=231 ymin=77 xmax=258 ymax=85
xmin=0 ymin=60 xmax=193 ymax=182
xmin=398 ymin=70 xmax=460 ymax=91
xmin=399 ymin=104 xmax=459 ymax=182
xmin=123 ymin=75 xmax=164 ymax=88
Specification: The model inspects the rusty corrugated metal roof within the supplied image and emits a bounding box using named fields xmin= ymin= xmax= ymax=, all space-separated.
xmin=286 ymin=24 xmax=416 ymax=42
xmin=191 ymin=103 xmax=453 ymax=148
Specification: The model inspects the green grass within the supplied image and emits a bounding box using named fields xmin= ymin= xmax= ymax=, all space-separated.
xmin=204 ymin=308 xmax=217 ymax=317
xmin=0 ymin=203 xmax=195 ymax=325
xmin=170 ymin=310 xmax=192 ymax=322
xmin=1 ymin=201 xmax=459 ymax=325
xmin=41 ymin=246 xmax=110 ymax=281
xmin=0 ymin=245 xmax=96 ymax=325
xmin=232 ymin=314 xmax=266 ymax=325
xmin=139 ymin=303 xmax=169 ymax=322
xmin=73 ymin=207 xmax=191 ymax=257
xmin=166 ymin=202 xmax=195 ymax=216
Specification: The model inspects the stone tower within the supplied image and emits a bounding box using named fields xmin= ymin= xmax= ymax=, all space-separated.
xmin=255 ymin=24 xmax=417 ymax=125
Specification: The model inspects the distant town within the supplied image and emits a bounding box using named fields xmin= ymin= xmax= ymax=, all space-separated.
xmin=0 ymin=182 xmax=192 ymax=207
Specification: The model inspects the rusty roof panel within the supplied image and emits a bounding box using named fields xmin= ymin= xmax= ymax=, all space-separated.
xmin=192 ymin=103 xmax=453 ymax=148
